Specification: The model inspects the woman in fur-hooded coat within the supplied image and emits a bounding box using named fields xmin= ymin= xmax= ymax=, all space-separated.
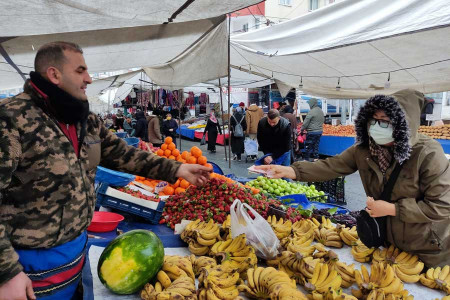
xmin=258 ymin=89 xmax=450 ymax=267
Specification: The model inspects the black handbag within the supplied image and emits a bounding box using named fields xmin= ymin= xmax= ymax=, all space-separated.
xmin=356 ymin=163 xmax=403 ymax=248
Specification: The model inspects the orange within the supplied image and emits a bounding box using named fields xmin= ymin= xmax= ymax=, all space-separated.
xmin=168 ymin=155 xmax=176 ymax=160
xmin=197 ymin=156 xmax=207 ymax=165
xmin=173 ymin=179 xmax=181 ymax=188
xmin=163 ymin=186 xmax=174 ymax=195
xmin=143 ymin=180 xmax=152 ymax=186
xmin=204 ymin=163 xmax=213 ymax=170
xmin=161 ymin=144 xmax=168 ymax=151
xmin=181 ymin=151 xmax=189 ymax=160
xmin=165 ymin=136 xmax=173 ymax=144
xmin=181 ymin=159 xmax=187 ymax=163
xmin=156 ymin=149 xmax=164 ymax=156
xmin=172 ymin=149 xmax=180 ymax=157
xmin=180 ymin=179 xmax=190 ymax=189
xmin=175 ymin=187 xmax=186 ymax=195
xmin=190 ymin=146 xmax=202 ymax=158
xmin=187 ymin=156 xmax=197 ymax=164
xmin=176 ymin=156 xmax=184 ymax=162
xmin=168 ymin=143 xmax=176 ymax=151
xmin=164 ymin=149 xmax=172 ymax=157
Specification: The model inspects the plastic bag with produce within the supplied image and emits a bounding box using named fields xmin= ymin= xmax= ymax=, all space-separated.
xmin=230 ymin=199 xmax=279 ymax=260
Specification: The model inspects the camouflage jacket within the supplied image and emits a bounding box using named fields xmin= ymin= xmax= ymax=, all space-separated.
xmin=0 ymin=86 xmax=181 ymax=284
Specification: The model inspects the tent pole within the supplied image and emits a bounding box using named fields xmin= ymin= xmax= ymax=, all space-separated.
xmin=227 ymin=15 xmax=232 ymax=169
xmin=179 ymin=89 xmax=182 ymax=150
xmin=219 ymin=78 xmax=228 ymax=161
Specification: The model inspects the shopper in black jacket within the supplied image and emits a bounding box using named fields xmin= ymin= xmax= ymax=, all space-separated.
xmin=203 ymin=109 xmax=222 ymax=153
xmin=134 ymin=111 xmax=149 ymax=141
xmin=257 ymin=109 xmax=291 ymax=164
xmin=230 ymin=107 xmax=247 ymax=161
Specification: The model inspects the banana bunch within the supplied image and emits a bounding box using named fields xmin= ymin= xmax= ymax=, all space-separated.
xmin=351 ymin=240 xmax=375 ymax=263
xmin=277 ymin=251 xmax=306 ymax=284
xmin=337 ymin=226 xmax=359 ymax=246
xmin=197 ymin=265 xmax=241 ymax=300
xmin=363 ymin=289 xmax=414 ymax=300
xmin=320 ymin=216 xmax=335 ymax=230
xmin=164 ymin=256 xmax=195 ymax=280
xmin=181 ymin=219 xmax=220 ymax=256
xmin=372 ymin=245 xmax=424 ymax=283
xmin=219 ymin=215 xmax=231 ymax=240
xmin=267 ymin=215 xmax=293 ymax=240
xmin=285 ymin=233 xmax=316 ymax=257
xmin=419 ymin=265 xmax=450 ymax=294
xmin=190 ymin=255 xmax=217 ymax=277
xmin=314 ymin=227 xmax=343 ymax=248
xmin=141 ymin=276 xmax=196 ymax=300
xmin=334 ymin=261 xmax=356 ymax=288
xmin=237 ymin=267 xmax=306 ymax=300
xmin=305 ymin=262 xmax=342 ymax=295
xmin=292 ymin=219 xmax=317 ymax=238
xmin=211 ymin=234 xmax=257 ymax=275
xmin=307 ymin=289 xmax=358 ymax=300
xmin=313 ymin=243 xmax=329 ymax=259
xmin=352 ymin=262 xmax=404 ymax=298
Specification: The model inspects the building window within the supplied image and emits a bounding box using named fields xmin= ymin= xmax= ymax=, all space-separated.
xmin=243 ymin=23 xmax=249 ymax=32
xmin=279 ymin=0 xmax=292 ymax=6
xmin=255 ymin=17 xmax=260 ymax=29
xmin=309 ymin=0 xmax=319 ymax=10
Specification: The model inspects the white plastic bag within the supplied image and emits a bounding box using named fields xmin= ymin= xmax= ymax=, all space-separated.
xmin=230 ymin=199 xmax=280 ymax=260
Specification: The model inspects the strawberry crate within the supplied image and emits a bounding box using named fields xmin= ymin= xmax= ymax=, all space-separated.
xmin=96 ymin=183 xmax=166 ymax=224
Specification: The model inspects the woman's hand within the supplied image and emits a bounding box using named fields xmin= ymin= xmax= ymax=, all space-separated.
xmin=365 ymin=197 xmax=396 ymax=217
xmin=254 ymin=165 xmax=296 ymax=179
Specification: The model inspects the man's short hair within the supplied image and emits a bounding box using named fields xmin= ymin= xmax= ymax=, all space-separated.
xmin=34 ymin=41 xmax=83 ymax=74
xmin=268 ymin=109 xmax=280 ymax=120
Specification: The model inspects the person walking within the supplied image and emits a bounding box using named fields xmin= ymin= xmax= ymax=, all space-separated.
xmin=147 ymin=113 xmax=162 ymax=147
xmin=134 ymin=110 xmax=149 ymax=142
xmin=0 ymin=41 xmax=212 ymax=300
xmin=162 ymin=113 xmax=179 ymax=145
xmin=257 ymin=109 xmax=292 ymax=166
xmin=245 ymin=103 xmax=264 ymax=160
xmin=301 ymin=98 xmax=325 ymax=161
xmin=282 ymin=105 xmax=298 ymax=162
xmin=256 ymin=89 xmax=450 ymax=268
xmin=230 ymin=107 xmax=247 ymax=161
xmin=203 ymin=109 xmax=222 ymax=153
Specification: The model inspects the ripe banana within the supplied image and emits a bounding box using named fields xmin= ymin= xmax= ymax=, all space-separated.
xmin=267 ymin=215 xmax=293 ymax=239
xmin=351 ymin=240 xmax=375 ymax=263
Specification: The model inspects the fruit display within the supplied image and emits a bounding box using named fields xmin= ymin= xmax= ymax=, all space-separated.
xmin=197 ymin=264 xmax=241 ymax=300
xmin=267 ymin=215 xmax=293 ymax=240
xmin=322 ymin=124 xmax=356 ymax=137
xmin=98 ymin=230 xmax=164 ymax=294
xmin=419 ymin=125 xmax=450 ymax=140
xmin=162 ymin=177 xmax=279 ymax=228
xmin=420 ymin=265 xmax=450 ymax=294
xmin=305 ymin=262 xmax=342 ymax=295
xmin=351 ymin=240 xmax=375 ymax=263
xmin=115 ymin=186 xmax=160 ymax=202
xmin=190 ymin=255 xmax=217 ymax=276
xmin=181 ymin=219 xmax=221 ymax=256
xmin=141 ymin=276 xmax=196 ymax=300
xmin=247 ymin=176 xmax=326 ymax=199
xmin=314 ymin=226 xmax=344 ymax=248
xmin=372 ymin=245 xmax=424 ymax=283
xmin=338 ymin=226 xmax=359 ymax=246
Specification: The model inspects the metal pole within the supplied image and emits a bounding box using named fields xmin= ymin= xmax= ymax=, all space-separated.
xmin=227 ymin=15 xmax=232 ymax=169
xmin=179 ymin=89 xmax=182 ymax=150
xmin=218 ymin=78 xmax=228 ymax=161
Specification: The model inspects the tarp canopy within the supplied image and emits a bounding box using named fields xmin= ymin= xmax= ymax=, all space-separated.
xmin=230 ymin=0 xmax=450 ymax=98
xmin=0 ymin=16 xmax=226 ymax=90
xmin=0 ymin=0 xmax=261 ymax=36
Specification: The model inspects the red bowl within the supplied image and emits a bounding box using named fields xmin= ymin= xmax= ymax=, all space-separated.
xmin=87 ymin=211 xmax=124 ymax=232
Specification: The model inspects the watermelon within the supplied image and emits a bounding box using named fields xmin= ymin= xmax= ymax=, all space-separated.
xmin=97 ymin=229 xmax=164 ymax=294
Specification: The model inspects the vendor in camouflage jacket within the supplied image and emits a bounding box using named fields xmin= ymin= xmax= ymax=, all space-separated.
xmin=0 ymin=41 xmax=211 ymax=300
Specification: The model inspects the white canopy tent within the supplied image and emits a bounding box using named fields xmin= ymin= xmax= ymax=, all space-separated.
xmin=230 ymin=0 xmax=450 ymax=98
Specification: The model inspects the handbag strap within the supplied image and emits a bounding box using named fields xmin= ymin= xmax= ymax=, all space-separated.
xmin=379 ymin=162 xmax=403 ymax=202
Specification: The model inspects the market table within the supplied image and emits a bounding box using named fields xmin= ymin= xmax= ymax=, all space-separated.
xmin=319 ymin=136 xmax=450 ymax=155
xmin=194 ymin=130 xmax=230 ymax=145
xmin=176 ymin=125 xmax=196 ymax=140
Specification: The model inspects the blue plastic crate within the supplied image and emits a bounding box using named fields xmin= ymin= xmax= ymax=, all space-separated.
xmin=124 ymin=137 xmax=139 ymax=148
xmin=114 ymin=132 xmax=127 ymax=138
xmin=96 ymin=183 xmax=165 ymax=224
xmin=279 ymin=194 xmax=348 ymax=214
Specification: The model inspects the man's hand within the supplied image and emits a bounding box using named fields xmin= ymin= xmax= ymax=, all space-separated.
xmin=365 ymin=197 xmax=396 ymax=217
xmin=254 ymin=165 xmax=296 ymax=180
xmin=175 ymin=164 xmax=212 ymax=186
xmin=0 ymin=272 xmax=35 ymax=300
xmin=263 ymin=156 xmax=273 ymax=165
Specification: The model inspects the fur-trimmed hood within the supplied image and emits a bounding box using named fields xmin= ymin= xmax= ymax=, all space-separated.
xmin=354 ymin=89 xmax=424 ymax=164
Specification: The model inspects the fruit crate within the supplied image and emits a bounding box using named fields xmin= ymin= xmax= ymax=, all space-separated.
xmin=308 ymin=176 xmax=346 ymax=204
xmin=96 ymin=183 xmax=165 ymax=224
xmin=267 ymin=204 xmax=287 ymax=220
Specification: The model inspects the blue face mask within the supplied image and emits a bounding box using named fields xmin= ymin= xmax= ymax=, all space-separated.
xmin=369 ymin=122 xmax=394 ymax=145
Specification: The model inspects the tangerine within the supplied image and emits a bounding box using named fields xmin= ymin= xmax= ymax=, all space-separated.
xmin=190 ymin=146 xmax=202 ymax=158
xmin=168 ymin=155 xmax=176 ymax=160
xmin=204 ymin=163 xmax=213 ymax=170
xmin=181 ymin=151 xmax=189 ymax=160
xmin=187 ymin=156 xmax=197 ymax=164
xmin=163 ymin=186 xmax=174 ymax=195
xmin=197 ymin=156 xmax=207 ymax=165
xmin=168 ymin=143 xmax=176 ymax=151
xmin=173 ymin=179 xmax=181 ymax=188
xmin=165 ymin=136 xmax=173 ymax=144
xmin=172 ymin=149 xmax=180 ymax=157
xmin=175 ymin=187 xmax=186 ymax=195
xmin=161 ymin=144 xmax=168 ymax=151
xmin=180 ymin=179 xmax=190 ymax=189
xmin=164 ymin=149 xmax=172 ymax=157
xmin=156 ymin=149 xmax=164 ymax=156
